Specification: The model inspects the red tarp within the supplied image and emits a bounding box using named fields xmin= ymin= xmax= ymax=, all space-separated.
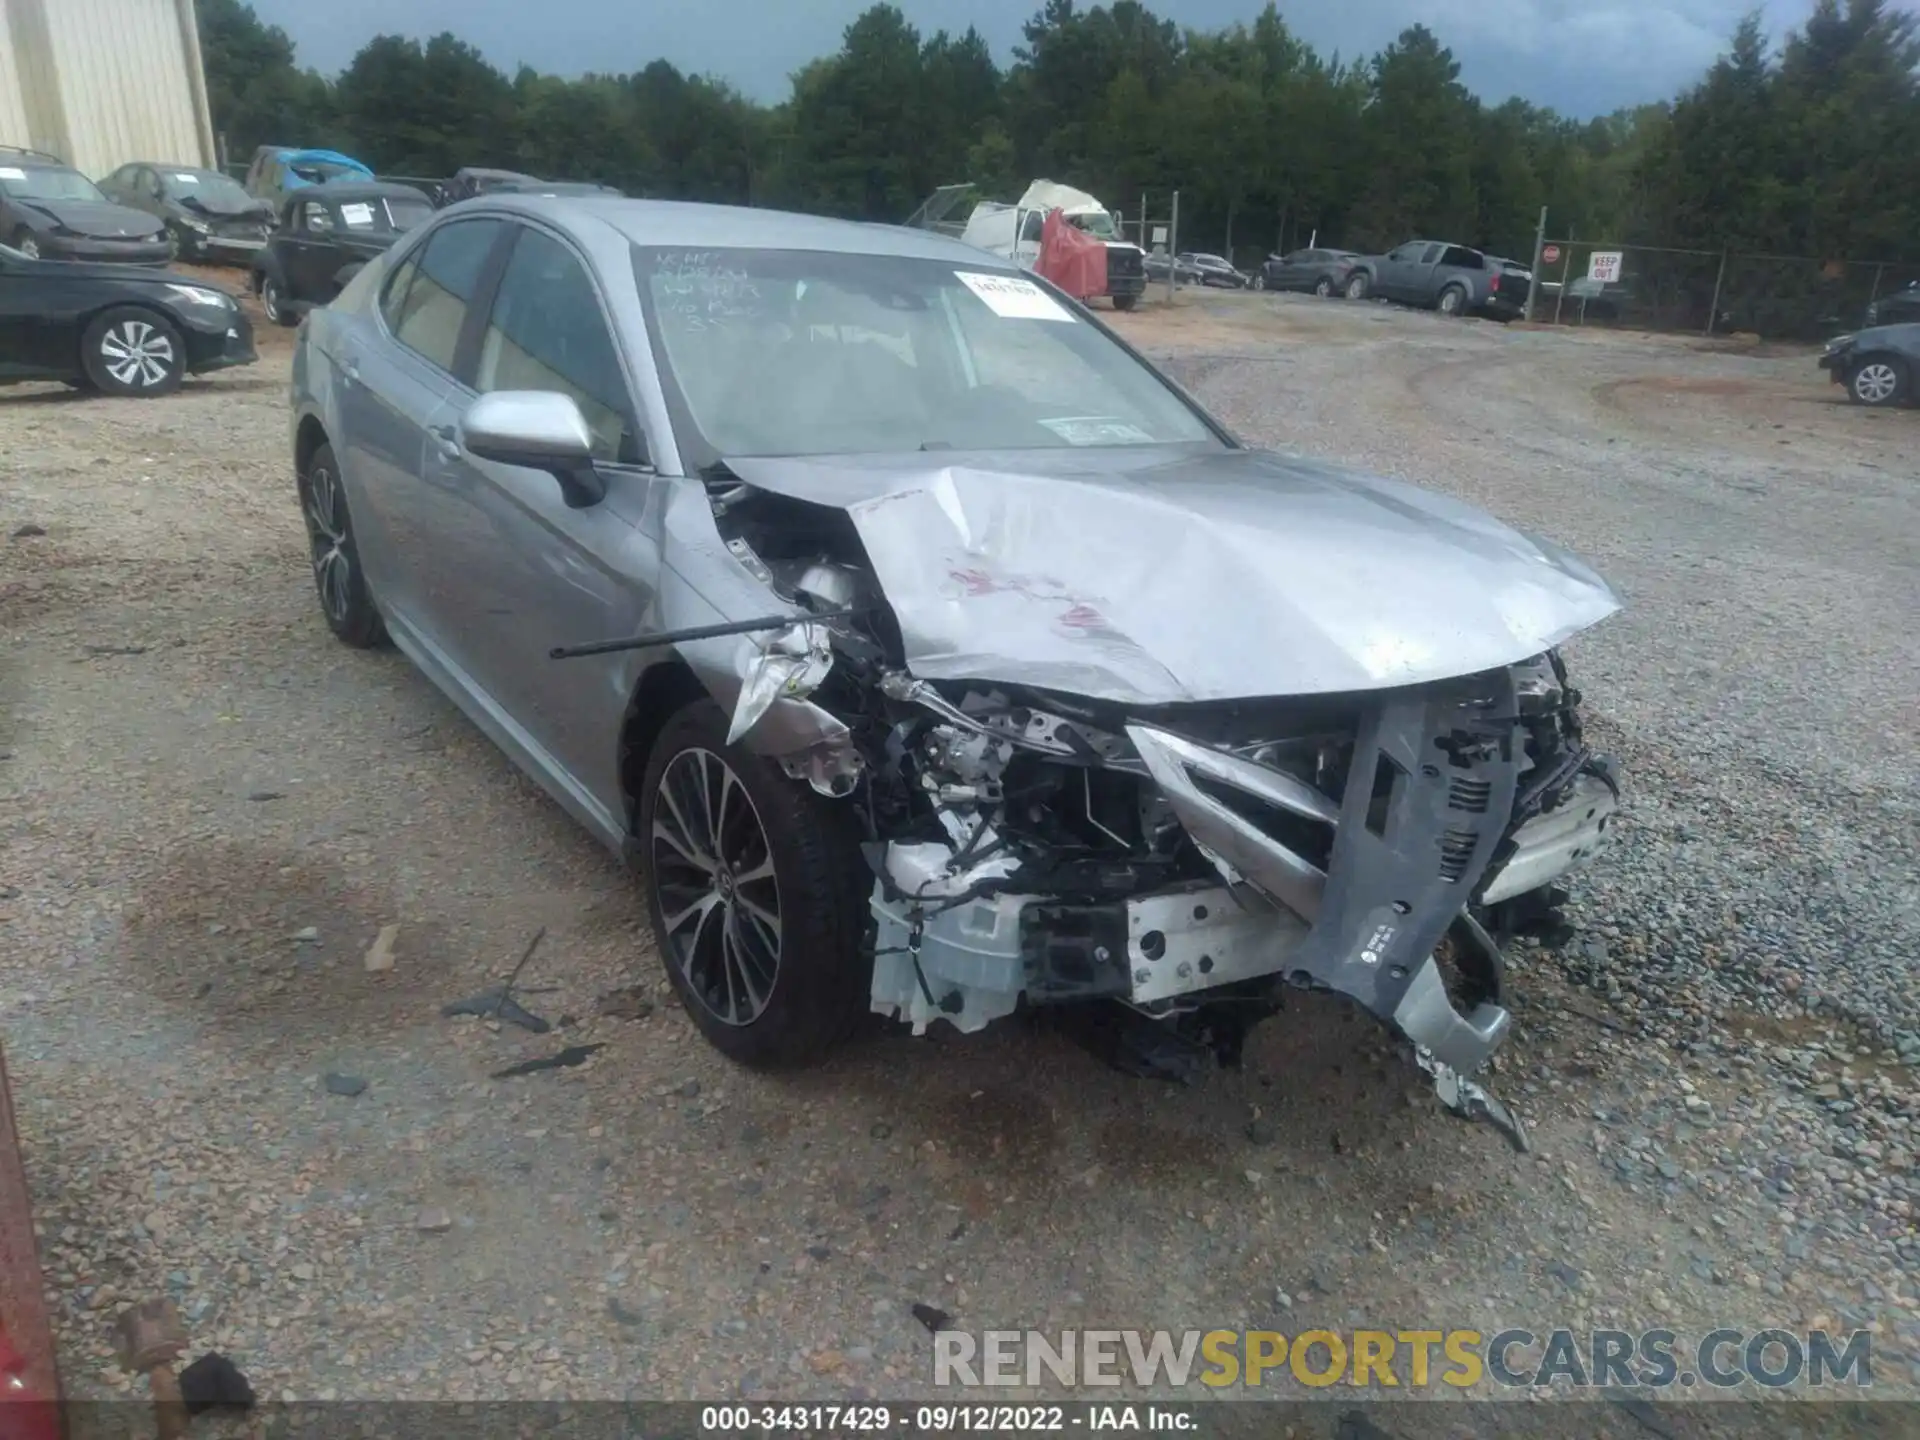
xmin=0 ymin=1043 xmax=60 ymax=1439
xmin=1034 ymin=208 xmax=1107 ymax=301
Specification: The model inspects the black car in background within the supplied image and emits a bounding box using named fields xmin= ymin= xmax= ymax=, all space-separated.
xmin=1254 ymin=247 xmax=1362 ymax=296
xmin=440 ymin=167 xmax=543 ymax=205
xmin=0 ymin=148 xmax=169 ymax=264
xmin=1181 ymin=251 xmax=1249 ymax=288
xmin=0 ymin=240 xmax=255 ymax=395
xmin=96 ymin=163 xmax=276 ymax=264
xmin=251 ymin=181 xmax=434 ymax=326
xmin=1864 ymin=283 xmax=1920 ymax=329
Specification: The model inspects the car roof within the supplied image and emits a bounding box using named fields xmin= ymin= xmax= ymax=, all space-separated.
xmin=471 ymin=195 xmax=1026 ymax=266
xmin=125 ymin=162 xmax=224 ymax=176
xmin=298 ymin=181 xmax=433 ymax=204
xmin=458 ymin=167 xmax=538 ymax=181
xmin=277 ymin=149 xmax=371 ymax=169
xmin=3 ymin=154 xmax=77 ymax=171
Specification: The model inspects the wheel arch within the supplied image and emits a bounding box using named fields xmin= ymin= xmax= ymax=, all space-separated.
xmin=617 ymin=658 xmax=710 ymax=839
xmin=295 ymin=414 xmax=331 ymax=479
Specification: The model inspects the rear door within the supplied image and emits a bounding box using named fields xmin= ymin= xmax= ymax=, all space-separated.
xmin=282 ymin=199 xmax=338 ymax=302
xmin=427 ymin=219 xmax=658 ymax=812
xmin=334 ymin=216 xmax=507 ymax=649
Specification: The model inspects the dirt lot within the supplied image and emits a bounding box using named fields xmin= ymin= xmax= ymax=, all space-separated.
xmin=1 ymin=275 xmax=1915 ymax=1420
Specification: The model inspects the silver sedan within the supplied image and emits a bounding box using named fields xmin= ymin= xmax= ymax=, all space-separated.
xmin=289 ymin=195 xmax=1624 ymax=1149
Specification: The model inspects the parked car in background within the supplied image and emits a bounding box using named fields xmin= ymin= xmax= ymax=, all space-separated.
xmin=440 ymin=168 xmax=543 ymax=206
xmin=1819 ymin=323 xmax=1917 ymax=407
xmin=0 ymin=147 xmax=169 ymax=264
xmin=285 ymin=194 xmax=1621 ymax=1153
xmin=251 ymin=182 xmax=434 ymax=326
xmin=96 ymin=163 xmax=275 ymax=263
xmin=1253 ymin=247 xmax=1362 ymax=296
xmin=243 ymin=147 xmax=376 ymax=211
xmin=494 ymin=179 xmax=626 ymax=198
xmin=1346 ymin=240 xmax=1523 ymax=319
xmin=1180 ymin=252 xmax=1248 ymax=288
xmin=0 ymin=239 xmax=255 ymax=395
xmin=1863 ymin=282 xmax=1920 ymax=330
xmin=1143 ymin=251 xmax=1203 ymax=286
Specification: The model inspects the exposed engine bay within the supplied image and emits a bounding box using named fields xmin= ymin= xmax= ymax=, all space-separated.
xmin=622 ymin=467 xmax=1625 ymax=1154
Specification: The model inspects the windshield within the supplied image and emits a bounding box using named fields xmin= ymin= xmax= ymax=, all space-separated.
xmin=384 ymin=196 xmax=433 ymax=231
xmin=636 ymin=247 xmax=1218 ymax=465
xmin=165 ymin=170 xmax=254 ymax=207
xmin=1066 ymin=211 xmax=1118 ymax=241
xmin=0 ymin=165 xmax=104 ymax=203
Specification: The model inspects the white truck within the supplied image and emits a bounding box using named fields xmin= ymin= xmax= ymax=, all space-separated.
xmin=907 ymin=179 xmax=1149 ymax=311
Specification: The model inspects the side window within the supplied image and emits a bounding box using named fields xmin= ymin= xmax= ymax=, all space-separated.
xmin=475 ymin=226 xmax=638 ymax=464
xmin=1387 ymin=244 xmax=1415 ymax=262
xmin=1441 ymin=246 xmax=1481 ymax=268
xmin=380 ymin=252 xmax=420 ymax=330
xmin=1420 ymin=243 xmax=1444 ymax=264
xmin=1019 ymin=210 xmax=1045 ymax=243
xmin=389 ymin=219 xmax=501 ymax=374
xmin=301 ymin=200 xmax=332 ymax=234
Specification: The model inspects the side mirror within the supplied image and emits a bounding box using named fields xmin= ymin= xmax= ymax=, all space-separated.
xmin=459 ymin=391 xmax=606 ymax=508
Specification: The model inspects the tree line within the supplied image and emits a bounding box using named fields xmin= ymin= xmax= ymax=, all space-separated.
xmin=201 ymin=0 xmax=1918 ymax=269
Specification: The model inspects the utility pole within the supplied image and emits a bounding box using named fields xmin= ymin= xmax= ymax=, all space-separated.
xmin=1167 ymin=189 xmax=1180 ymax=304
xmin=1524 ymin=205 xmax=1548 ymax=322
xmin=1706 ymin=249 xmax=1729 ymax=335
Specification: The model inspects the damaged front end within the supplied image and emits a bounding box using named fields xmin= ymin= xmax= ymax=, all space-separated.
xmin=569 ymin=457 xmax=1621 ymax=1153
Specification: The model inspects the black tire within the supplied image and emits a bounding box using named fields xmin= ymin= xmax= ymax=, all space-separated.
xmin=1345 ymin=272 xmax=1371 ymax=301
xmin=1250 ymin=273 xmax=1266 ymax=291
xmin=80 ymin=307 xmax=185 ymax=396
xmin=165 ymin=226 xmax=183 ymax=261
xmin=639 ymin=698 xmax=869 ymax=1069
xmin=1847 ymin=356 xmax=1906 ymax=407
xmin=1112 ymin=293 xmax=1139 ymax=312
xmin=1436 ymin=284 xmax=1469 ymax=317
xmin=1313 ymin=275 xmax=1334 ymax=297
xmin=297 ymin=442 xmax=386 ymax=647
xmin=260 ymin=274 xmax=297 ymax=327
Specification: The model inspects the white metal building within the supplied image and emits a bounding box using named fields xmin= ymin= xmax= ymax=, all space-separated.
xmin=1 ymin=0 xmax=216 ymax=177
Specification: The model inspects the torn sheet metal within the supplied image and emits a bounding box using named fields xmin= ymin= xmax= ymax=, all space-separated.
xmin=721 ymin=448 xmax=1620 ymax=706
xmin=726 ymin=620 xmax=835 ymax=744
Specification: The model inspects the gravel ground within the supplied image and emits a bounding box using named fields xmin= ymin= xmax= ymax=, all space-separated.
xmin=0 ymin=279 xmax=1914 ymax=1419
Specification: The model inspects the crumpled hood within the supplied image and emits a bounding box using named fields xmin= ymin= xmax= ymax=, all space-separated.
xmin=722 ymin=446 xmax=1621 ymax=706
xmin=179 ymin=193 xmax=272 ymax=222
xmin=23 ymin=200 xmax=163 ymax=240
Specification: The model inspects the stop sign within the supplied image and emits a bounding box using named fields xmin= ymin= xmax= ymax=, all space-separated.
xmin=1543 ymin=244 xmax=1562 ymax=264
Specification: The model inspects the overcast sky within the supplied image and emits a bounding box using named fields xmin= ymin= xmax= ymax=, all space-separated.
xmin=246 ymin=0 xmax=1822 ymax=119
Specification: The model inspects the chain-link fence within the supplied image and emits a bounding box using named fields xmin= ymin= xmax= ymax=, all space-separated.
xmin=1530 ymin=239 xmax=1920 ymax=341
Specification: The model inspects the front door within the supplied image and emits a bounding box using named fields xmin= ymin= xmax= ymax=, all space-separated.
xmin=282 ymin=199 xmax=340 ymax=303
xmin=428 ymin=220 xmax=660 ymax=817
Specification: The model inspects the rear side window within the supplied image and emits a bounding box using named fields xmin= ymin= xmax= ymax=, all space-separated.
xmin=388 ymin=219 xmax=501 ymax=375
xmin=1442 ymin=246 xmax=1482 ymax=268
xmin=475 ymin=226 xmax=638 ymax=463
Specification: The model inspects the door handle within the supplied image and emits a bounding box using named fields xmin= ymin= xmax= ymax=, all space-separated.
xmin=428 ymin=423 xmax=462 ymax=463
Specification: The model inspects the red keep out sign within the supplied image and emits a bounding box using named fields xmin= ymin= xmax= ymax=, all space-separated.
xmin=1542 ymin=244 xmax=1561 ymax=264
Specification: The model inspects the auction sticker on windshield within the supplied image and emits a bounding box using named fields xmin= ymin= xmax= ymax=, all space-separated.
xmin=340 ymin=202 xmax=375 ymax=227
xmin=0 ymin=168 xmax=24 ymax=181
xmin=957 ymin=271 xmax=1074 ymax=322
xmin=173 ymin=173 xmax=199 ymax=183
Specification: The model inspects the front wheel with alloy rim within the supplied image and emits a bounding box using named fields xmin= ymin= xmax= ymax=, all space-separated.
xmin=1314 ymin=276 xmax=1335 ymax=297
xmin=1345 ymin=272 xmax=1370 ymax=300
xmin=81 ymin=307 xmax=184 ymax=396
xmin=298 ymin=443 xmax=386 ymax=647
xmin=1251 ymin=273 xmax=1266 ymax=291
xmin=1848 ymin=357 xmax=1906 ymax=407
xmin=260 ymin=275 xmax=297 ymax=327
xmin=640 ymin=699 xmax=870 ymax=1068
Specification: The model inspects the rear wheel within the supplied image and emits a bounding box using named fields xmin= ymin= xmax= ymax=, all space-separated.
xmin=260 ymin=274 xmax=297 ymax=328
xmin=1112 ymin=293 xmax=1139 ymax=312
xmin=1345 ymin=272 xmax=1370 ymax=301
xmin=1848 ymin=357 xmax=1906 ymax=407
xmin=298 ymin=442 xmax=386 ymax=647
xmin=81 ymin=308 xmax=185 ymax=396
xmin=1251 ymin=273 xmax=1267 ymax=291
xmin=640 ymin=699 xmax=870 ymax=1068
xmin=1313 ymin=276 xmax=1334 ymax=297
xmin=1437 ymin=284 xmax=1468 ymax=317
